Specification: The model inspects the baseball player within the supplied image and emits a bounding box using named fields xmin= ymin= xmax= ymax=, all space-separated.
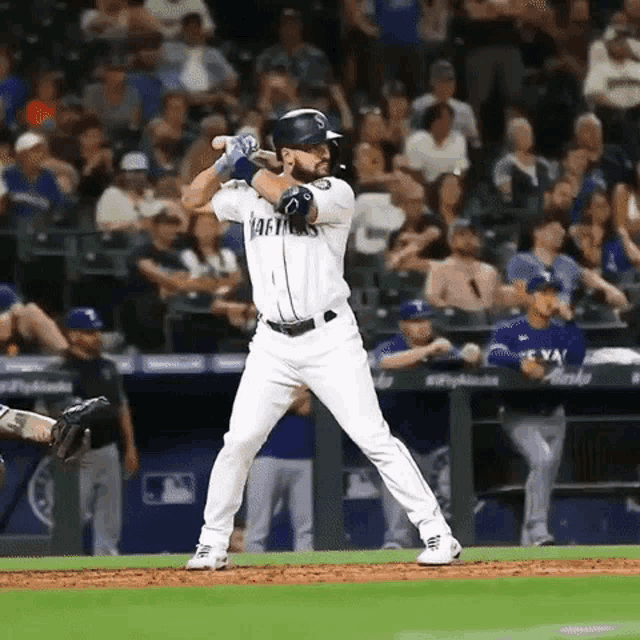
xmin=373 ymin=299 xmax=483 ymax=548
xmin=486 ymin=274 xmax=587 ymax=546
xmin=181 ymin=108 xmax=461 ymax=569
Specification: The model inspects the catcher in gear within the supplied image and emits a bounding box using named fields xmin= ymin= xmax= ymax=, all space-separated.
xmin=0 ymin=396 xmax=109 ymax=490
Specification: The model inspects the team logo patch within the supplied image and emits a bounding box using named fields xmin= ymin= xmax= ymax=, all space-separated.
xmin=311 ymin=178 xmax=331 ymax=190
xmin=314 ymin=114 xmax=326 ymax=129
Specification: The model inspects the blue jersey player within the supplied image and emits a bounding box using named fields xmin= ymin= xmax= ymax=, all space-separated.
xmin=486 ymin=274 xmax=587 ymax=546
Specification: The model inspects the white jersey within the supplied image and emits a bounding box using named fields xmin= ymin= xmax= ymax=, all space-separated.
xmin=211 ymin=176 xmax=355 ymax=323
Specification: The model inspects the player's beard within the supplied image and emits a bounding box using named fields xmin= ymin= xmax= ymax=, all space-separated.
xmin=291 ymin=159 xmax=330 ymax=183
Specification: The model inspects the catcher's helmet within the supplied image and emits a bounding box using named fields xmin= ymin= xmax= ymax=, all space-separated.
xmin=272 ymin=108 xmax=342 ymax=172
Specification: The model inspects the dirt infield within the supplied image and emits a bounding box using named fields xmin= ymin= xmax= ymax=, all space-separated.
xmin=1 ymin=558 xmax=639 ymax=590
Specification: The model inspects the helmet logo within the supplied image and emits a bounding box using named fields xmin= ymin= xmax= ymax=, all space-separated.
xmin=314 ymin=114 xmax=326 ymax=129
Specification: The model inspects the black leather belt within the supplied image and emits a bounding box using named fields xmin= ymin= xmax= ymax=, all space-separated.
xmin=266 ymin=310 xmax=337 ymax=337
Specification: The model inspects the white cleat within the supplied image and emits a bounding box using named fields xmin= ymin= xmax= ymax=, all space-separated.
xmin=186 ymin=544 xmax=229 ymax=571
xmin=416 ymin=533 xmax=462 ymax=566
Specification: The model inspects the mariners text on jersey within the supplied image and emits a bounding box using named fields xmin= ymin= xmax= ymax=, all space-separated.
xmin=211 ymin=177 xmax=355 ymax=324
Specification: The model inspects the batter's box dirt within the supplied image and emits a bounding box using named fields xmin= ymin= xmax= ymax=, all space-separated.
xmin=1 ymin=559 xmax=640 ymax=590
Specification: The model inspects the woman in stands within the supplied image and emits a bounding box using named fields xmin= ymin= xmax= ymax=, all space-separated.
xmin=613 ymin=161 xmax=640 ymax=239
xmin=570 ymin=188 xmax=640 ymax=282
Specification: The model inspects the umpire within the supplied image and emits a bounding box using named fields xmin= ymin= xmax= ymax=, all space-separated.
xmin=54 ymin=307 xmax=139 ymax=555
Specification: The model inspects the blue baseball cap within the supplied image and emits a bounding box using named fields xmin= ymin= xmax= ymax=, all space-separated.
xmin=527 ymin=274 xmax=563 ymax=294
xmin=63 ymin=307 xmax=104 ymax=330
xmin=399 ymin=299 xmax=435 ymax=321
xmin=0 ymin=284 xmax=21 ymax=313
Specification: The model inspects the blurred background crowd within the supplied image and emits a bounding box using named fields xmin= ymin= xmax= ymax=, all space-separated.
xmin=1 ymin=0 xmax=640 ymax=356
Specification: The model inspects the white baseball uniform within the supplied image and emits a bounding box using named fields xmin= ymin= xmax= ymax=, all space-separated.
xmin=196 ymin=176 xmax=449 ymax=552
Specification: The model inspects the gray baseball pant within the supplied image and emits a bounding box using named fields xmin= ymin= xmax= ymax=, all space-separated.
xmin=245 ymin=456 xmax=313 ymax=552
xmin=80 ymin=442 xmax=122 ymax=556
xmin=501 ymin=405 xmax=566 ymax=545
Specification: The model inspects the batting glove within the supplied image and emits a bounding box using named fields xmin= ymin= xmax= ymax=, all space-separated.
xmin=213 ymin=134 xmax=260 ymax=181
xmin=277 ymin=186 xmax=314 ymax=234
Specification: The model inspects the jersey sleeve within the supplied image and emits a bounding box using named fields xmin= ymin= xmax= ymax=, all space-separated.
xmin=211 ymin=181 xmax=246 ymax=223
xmin=485 ymin=324 xmax=521 ymax=370
xmin=306 ymin=177 xmax=355 ymax=226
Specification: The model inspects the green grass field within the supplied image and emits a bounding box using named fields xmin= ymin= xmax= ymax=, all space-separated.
xmin=1 ymin=547 xmax=640 ymax=640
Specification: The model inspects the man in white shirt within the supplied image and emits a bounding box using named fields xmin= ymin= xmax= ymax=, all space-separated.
xmin=96 ymin=152 xmax=162 ymax=231
xmin=584 ymin=24 xmax=640 ymax=151
xmin=410 ymin=60 xmax=481 ymax=149
xmin=159 ymin=13 xmax=237 ymax=104
xmin=144 ymin=0 xmax=215 ymax=39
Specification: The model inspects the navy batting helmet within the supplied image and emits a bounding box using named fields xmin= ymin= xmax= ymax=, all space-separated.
xmin=63 ymin=307 xmax=104 ymax=330
xmin=272 ymin=108 xmax=342 ymax=171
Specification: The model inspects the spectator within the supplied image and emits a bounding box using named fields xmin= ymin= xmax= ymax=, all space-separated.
xmin=493 ymin=117 xmax=555 ymax=209
xmin=180 ymin=112 xmax=229 ymax=184
xmin=48 ymin=102 xmax=85 ymax=167
xmin=353 ymin=106 xmax=401 ymax=193
xmin=486 ymin=274 xmax=587 ymax=546
xmin=0 ymin=284 xmax=71 ymax=356
xmin=428 ymin=171 xmax=467 ymax=232
xmin=382 ymin=81 xmax=411 ymax=153
xmin=0 ymin=132 xmax=66 ymax=227
xmin=427 ymin=219 xmax=502 ymax=312
xmin=507 ymin=213 xmax=628 ymax=312
xmin=73 ymin=115 xmax=114 ymax=203
xmin=410 ymin=60 xmax=481 ymax=150
xmin=404 ymin=103 xmax=469 ymax=186
xmin=83 ymin=64 xmax=142 ymax=141
xmin=561 ymin=143 xmax=590 ymax=203
xmin=144 ymin=91 xmax=197 ymax=177
xmin=22 ymin=71 xmax=62 ymax=133
xmin=128 ymin=43 xmax=166 ymax=124
xmin=372 ymin=299 xmax=482 ymax=548
xmin=613 ymin=161 xmax=640 ymax=236
xmin=255 ymin=9 xmax=353 ymax=132
xmin=256 ymin=67 xmax=301 ymax=121
xmin=0 ymin=46 xmax=28 ymax=131
xmin=41 ymin=139 xmax=80 ymax=198
xmin=144 ymin=0 xmax=216 ymax=39
xmin=341 ymin=0 xmax=379 ymax=101
xmin=583 ymin=23 xmax=640 ymax=152
xmin=461 ymin=0 xmax=525 ymax=131
xmin=351 ymin=190 xmax=404 ymax=257
xmin=569 ymin=113 xmax=634 ymax=223
xmin=570 ymin=189 xmax=640 ymax=281
xmin=123 ymin=207 xmax=198 ymax=352
xmin=52 ymin=307 xmax=139 ymax=555
xmin=159 ymin=13 xmax=238 ymax=110
xmin=180 ymin=213 xmax=243 ymax=295
xmin=385 ymin=178 xmax=448 ymax=272
xmin=543 ymin=177 xmax=575 ymax=222
xmin=373 ymin=0 xmax=426 ymax=99
xmin=81 ymin=0 xmax=166 ymax=42
xmin=95 ymin=151 xmax=159 ymax=231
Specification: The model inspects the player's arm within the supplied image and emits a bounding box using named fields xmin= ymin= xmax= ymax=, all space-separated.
xmin=113 ymin=367 xmax=139 ymax=474
xmin=564 ymin=325 xmax=588 ymax=367
xmin=379 ymin=339 xmax=454 ymax=370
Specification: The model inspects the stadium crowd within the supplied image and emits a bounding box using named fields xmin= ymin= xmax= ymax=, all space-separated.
xmin=0 ymin=0 xmax=639 ymax=355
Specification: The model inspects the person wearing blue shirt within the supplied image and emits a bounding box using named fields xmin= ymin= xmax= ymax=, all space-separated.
xmin=244 ymin=384 xmax=315 ymax=552
xmin=372 ymin=299 xmax=483 ymax=548
xmin=0 ymin=132 xmax=65 ymax=226
xmin=486 ymin=274 xmax=587 ymax=546
xmin=0 ymin=47 xmax=28 ymax=131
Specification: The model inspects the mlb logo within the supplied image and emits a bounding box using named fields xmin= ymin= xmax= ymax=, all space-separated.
xmin=143 ymin=473 xmax=196 ymax=506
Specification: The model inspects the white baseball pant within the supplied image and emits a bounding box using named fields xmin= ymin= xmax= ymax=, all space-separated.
xmin=197 ymin=302 xmax=448 ymax=551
